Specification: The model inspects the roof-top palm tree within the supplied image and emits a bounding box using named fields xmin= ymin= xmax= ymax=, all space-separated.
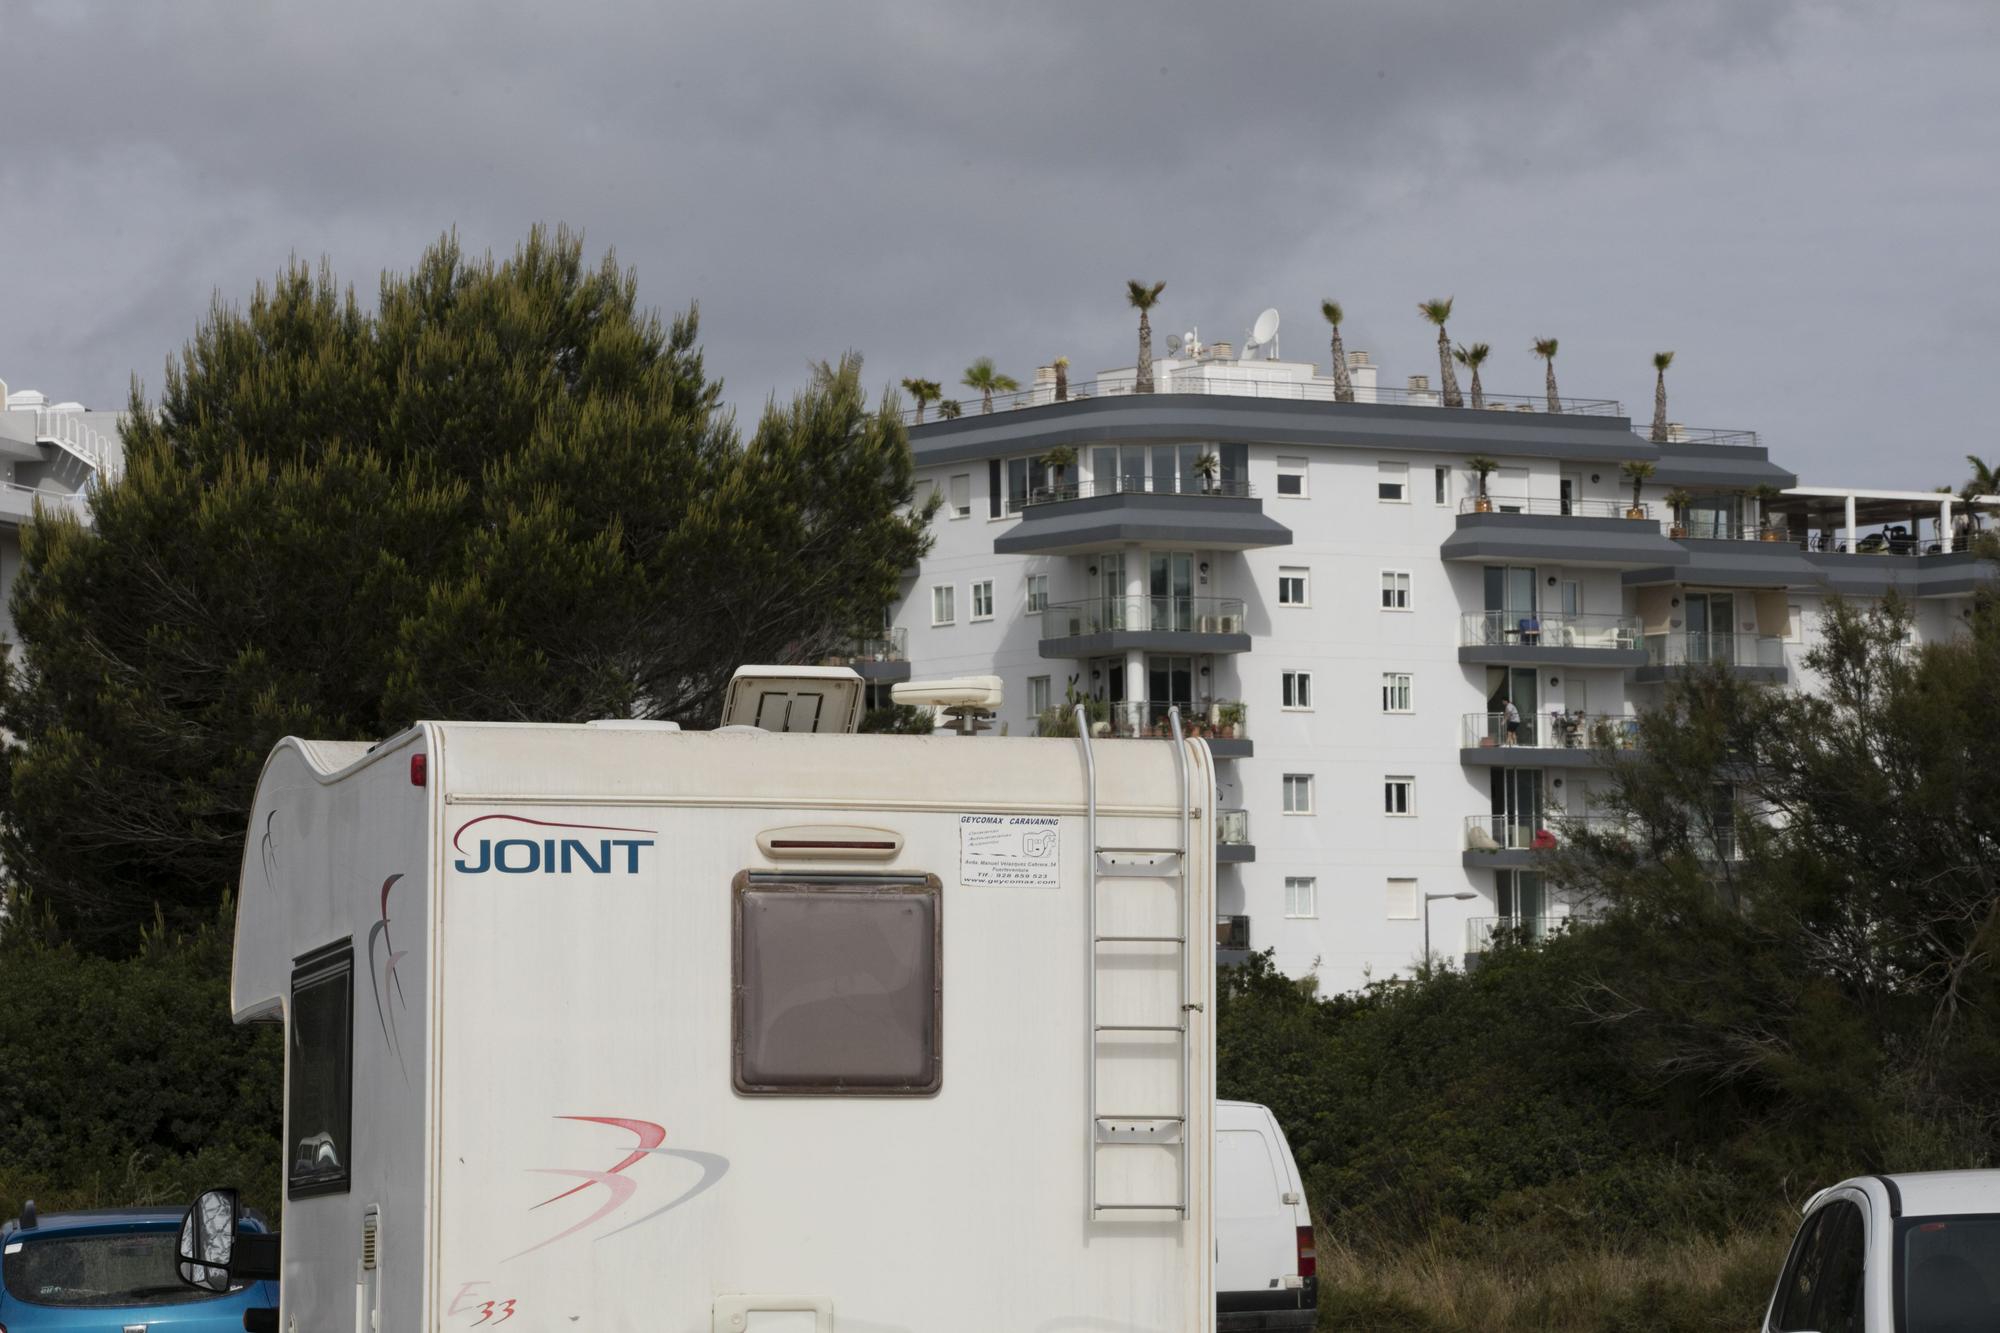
xmin=1962 ymin=455 xmax=1999 ymax=530
xmin=1532 ymin=338 xmax=1561 ymax=413
xmin=1620 ymin=459 xmax=1657 ymax=515
xmin=1418 ymin=298 xmax=1463 ymax=407
xmin=1453 ymin=342 xmax=1491 ymax=411
xmin=963 ymin=358 xmax=1019 ymax=415
xmin=1053 ymin=355 xmax=1071 ymax=402
xmin=901 ymin=377 xmax=942 ymax=423
xmin=1127 ymin=280 xmax=1167 ymax=393
xmin=938 ymin=399 xmax=963 ymax=420
xmin=1321 ymin=299 xmax=1354 ymax=403
xmin=1650 ymin=351 xmax=1676 ymax=442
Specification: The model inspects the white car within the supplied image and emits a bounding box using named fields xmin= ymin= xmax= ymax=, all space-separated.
xmin=1216 ymin=1100 xmax=1317 ymax=1331
xmin=1763 ymin=1170 xmax=2000 ymax=1333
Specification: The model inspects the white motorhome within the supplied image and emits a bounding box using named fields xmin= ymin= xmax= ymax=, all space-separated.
xmin=194 ymin=670 xmax=1218 ymax=1331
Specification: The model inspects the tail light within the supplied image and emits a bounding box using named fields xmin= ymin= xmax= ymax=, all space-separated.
xmin=1296 ymin=1224 xmax=1317 ymax=1279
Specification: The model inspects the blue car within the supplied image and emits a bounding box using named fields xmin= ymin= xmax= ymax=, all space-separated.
xmin=0 ymin=1202 xmax=278 ymax=1332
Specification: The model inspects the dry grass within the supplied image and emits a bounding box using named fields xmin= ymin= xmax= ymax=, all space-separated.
xmin=1316 ymin=1224 xmax=1793 ymax=1332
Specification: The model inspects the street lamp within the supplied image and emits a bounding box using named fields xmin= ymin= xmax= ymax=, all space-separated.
xmin=1423 ymin=891 xmax=1478 ymax=967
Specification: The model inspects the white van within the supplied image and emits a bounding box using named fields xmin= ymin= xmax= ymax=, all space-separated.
xmin=1216 ymin=1099 xmax=1317 ymax=1330
xmin=175 ymin=671 xmax=1219 ymax=1332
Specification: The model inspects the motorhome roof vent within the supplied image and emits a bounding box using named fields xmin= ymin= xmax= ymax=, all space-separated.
xmin=584 ymin=719 xmax=682 ymax=731
xmin=721 ymin=665 xmax=865 ymax=734
xmin=891 ymin=676 xmax=1002 ymax=710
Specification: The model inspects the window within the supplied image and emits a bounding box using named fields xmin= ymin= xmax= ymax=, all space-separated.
xmin=1025 ymin=573 xmax=1049 ymax=613
xmin=970 ymin=580 xmax=994 ymax=621
xmin=288 ymin=941 xmax=354 ymax=1198
xmin=1276 ymin=456 xmax=1307 ymax=497
xmin=1384 ymin=777 xmax=1414 ymax=815
xmin=1377 ymin=461 xmax=1408 ymax=502
xmin=733 ymin=873 xmax=942 ymax=1095
xmin=947 ymin=473 xmax=971 ymax=519
xmin=1026 ymin=674 xmax=1051 ymax=717
xmin=1285 ymin=876 xmax=1317 ymax=918
xmin=931 ymin=585 xmax=955 ymax=625
xmin=1434 ymin=466 xmax=1449 ymax=506
xmin=1004 ymin=455 xmax=1047 ymax=513
xmin=1380 ymin=570 xmax=1412 ymax=610
xmin=1281 ymin=670 xmax=1313 ymax=710
xmin=1787 ymin=603 xmax=1803 ymax=643
xmin=912 ymin=478 xmax=938 ymax=517
xmin=1282 ymin=773 xmax=1314 ymax=815
xmin=2 ymin=1231 xmax=233 ymax=1309
xmin=1386 ymin=878 xmax=1419 ymax=920
xmin=1772 ymin=1199 xmax=1865 ymax=1333
xmin=1278 ymin=567 xmax=1309 ymax=607
xmin=1382 ymin=672 xmax=1413 ymax=713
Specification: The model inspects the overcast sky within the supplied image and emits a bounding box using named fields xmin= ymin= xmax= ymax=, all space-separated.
xmin=4 ymin=0 xmax=1995 ymax=487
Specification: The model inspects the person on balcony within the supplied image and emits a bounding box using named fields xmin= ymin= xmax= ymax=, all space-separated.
xmin=1500 ymin=697 xmax=1521 ymax=745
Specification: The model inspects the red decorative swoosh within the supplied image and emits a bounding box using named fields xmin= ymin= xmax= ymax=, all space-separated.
xmin=533 ymin=1116 xmax=666 ymax=1208
xmin=451 ymin=814 xmax=652 ymax=853
xmin=505 ymin=1170 xmax=638 ymax=1260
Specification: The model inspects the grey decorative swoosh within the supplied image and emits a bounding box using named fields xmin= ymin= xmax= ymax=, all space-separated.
xmin=595 ymin=1148 xmax=731 ymax=1240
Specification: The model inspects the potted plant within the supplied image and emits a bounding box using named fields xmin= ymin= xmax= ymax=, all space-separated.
xmin=1620 ymin=460 xmax=1657 ymax=519
xmin=1194 ymin=451 xmax=1220 ymax=494
xmin=1053 ymin=355 xmax=1070 ymax=402
xmin=1664 ymin=488 xmax=1694 ymax=539
xmin=1467 ymin=455 xmax=1499 ymax=512
xmin=1042 ymin=444 xmax=1078 ymax=499
xmin=1751 ymin=482 xmax=1787 ymax=541
xmin=1215 ymin=700 xmax=1245 ymax=739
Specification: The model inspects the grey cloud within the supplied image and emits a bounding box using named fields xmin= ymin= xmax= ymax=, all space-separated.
xmin=2 ymin=0 xmax=1994 ymax=487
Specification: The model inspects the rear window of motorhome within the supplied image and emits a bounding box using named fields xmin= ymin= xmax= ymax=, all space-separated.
xmin=733 ymin=874 xmax=942 ymax=1096
xmin=288 ymin=943 xmax=354 ymax=1198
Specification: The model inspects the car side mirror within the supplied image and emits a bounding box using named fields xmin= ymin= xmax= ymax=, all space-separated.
xmin=177 ymin=1187 xmax=282 ymax=1292
xmin=178 ymin=1188 xmax=240 ymax=1292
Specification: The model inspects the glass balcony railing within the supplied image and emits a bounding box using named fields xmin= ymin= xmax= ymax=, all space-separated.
xmin=1041 ymin=596 xmax=1247 ymax=638
xmin=1461 ymin=711 xmax=1641 ymax=751
xmin=822 ymin=626 xmax=908 ymax=666
xmin=1217 ymin=808 xmax=1251 ymax=846
xmin=1643 ymin=632 xmax=1786 ymax=669
xmin=1024 ymin=476 xmax=1256 ymax=506
xmin=1459 ymin=610 xmax=1641 ymax=651
xmin=1034 ymin=699 xmax=1247 ymax=740
xmin=1465 ymin=915 xmax=1593 ymax=954
xmin=1462 ymin=814 xmax=1630 ymax=852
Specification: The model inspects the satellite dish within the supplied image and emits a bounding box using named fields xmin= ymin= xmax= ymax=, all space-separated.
xmin=1166 ymin=334 xmax=1184 ymax=355
xmin=1251 ymin=308 xmax=1280 ymax=345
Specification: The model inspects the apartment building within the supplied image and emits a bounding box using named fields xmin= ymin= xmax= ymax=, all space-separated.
xmin=1 ymin=382 xmax=123 ymax=649
xmin=881 ymin=339 xmax=1994 ymax=993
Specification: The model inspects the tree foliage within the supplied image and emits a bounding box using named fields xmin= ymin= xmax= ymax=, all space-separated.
xmin=0 ymin=227 xmax=931 ymax=946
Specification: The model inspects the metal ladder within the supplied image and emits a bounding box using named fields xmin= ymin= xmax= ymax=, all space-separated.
xmin=1074 ymin=702 xmax=1195 ymax=1218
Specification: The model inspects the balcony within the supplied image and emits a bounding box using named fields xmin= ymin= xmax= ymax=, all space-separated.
xmin=1443 ymin=496 xmax=1689 ymax=570
xmin=820 ymin=627 xmax=910 ymax=682
xmin=0 ymin=481 xmax=88 ymax=526
xmin=1459 ymin=711 xmax=1640 ymax=767
xmin=995 ymin=475 xmax=1292 ymax=557
xmin=1035 ymin=699 xmax=1251 ymax=757
xmin=1457 ymin=610 xmax=1646 ymax=668
xmin=1464 ymin=914 xmax=1593 ymax=958
xmin=1462 ymin=813 xmax=1741 ymax=867
xmin=1216 ymin=914 xmax=1251 ymax=967
xmin=1039 ymin=596 xmax=1250 ymax=659
xmin=1636 ymin=632 xmax=1786 ymax=682
xmin=1216 ymin=808 xmax=1254 ymax=863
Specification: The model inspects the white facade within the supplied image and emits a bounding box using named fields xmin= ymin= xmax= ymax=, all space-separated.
xmin=0 ymin=380 xmax=122 ymax=649
xmin=893 ymin=345 xmax=1989 ymax=994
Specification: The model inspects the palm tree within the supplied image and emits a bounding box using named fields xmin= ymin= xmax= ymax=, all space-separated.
xmin=938 ymin=399 xmax=963 ymax=420
xmin=963 ymin=357 xmax=1019 ymax=414
xmin=1532 ymin=338 xmax=1561 ymax=413
xmin=1453 ymin=342 xmax=1491 ymax=410
xmin=1620 ymin=460 xmax=1657 ymax=517
xmin=1961 ymin=455 xmax=1999 ymax=531
xmin=1053 ymin=355 xmax=1070 ymax=402
xmin=1127 ymin=280 xmax=1166 ymax=392
xmin=1418 ymin=298 xmax=1462 ymax=407
xmin=1466 ymin=455 xmax=1499 ymax=511
xmin=1042 ymin=443 xmax=1078 ymax=497
xmin=1650 ymin=351 xmax=1676 ymax=442
xmin=1321 ymin=299 xmax=1354 ymax=403
xmin=900 ymin=377 xmax=942 ymax=423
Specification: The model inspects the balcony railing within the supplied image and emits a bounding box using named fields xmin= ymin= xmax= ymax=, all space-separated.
xmin=1637 ymin=425 xmax=1761 ymax=447
xmin=1037 ymin=698 xmax=1248 ymax=741
xmin=1217 ymin=808 xmax=1251 ymax=846
xmin=0 ymin=481 xmax=90 ymax=518
xmin=1461 ymin=711 xmax=1641 ymax=751
xmin=1643 ymin=632 xmax=1786 ymax=669
xmin=901 ymin=374 xmax=1624 ymax=425
xmin=1041 ymin=596 xmax=1247 ymax=639
xmin=1216 ymin=914 xmax=1251 ymax=951
xmin=1022 ymin=476 xmax=1256 ymax=507
xmin=1463 ymin=813 xmax=1630 ymax=852
xmin=1465 ymin=915 xmax=1593 ymax=954
xmin=28 ymin=407 xmax=122 ymax=477
xmin=1673 ymin=521 xmax=1784 ymax=542
xmin=1459 ymin=496 xmax=1644 ymax=520
xmin=1459 ymin=610 xmax=1642 ymax=651
xmin=822 ymin=626 xmax=908 ymax=666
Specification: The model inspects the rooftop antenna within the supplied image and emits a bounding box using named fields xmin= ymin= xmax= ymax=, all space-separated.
xmin=1242 ymin=308 xmax=1280 ymax=361
xmin=1166 ymin=333 xmax=1184 ymax=357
